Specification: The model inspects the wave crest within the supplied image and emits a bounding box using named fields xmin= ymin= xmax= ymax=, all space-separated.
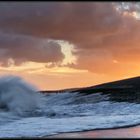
xmin=0 ymin=75 xmax=43 ymax=116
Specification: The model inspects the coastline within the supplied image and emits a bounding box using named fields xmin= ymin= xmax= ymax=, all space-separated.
xmin=46 ymin=125 xmax=140 ymax=138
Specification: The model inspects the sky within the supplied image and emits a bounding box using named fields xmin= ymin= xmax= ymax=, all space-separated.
xmin=0 ymin=2 xmax=140 ymax=90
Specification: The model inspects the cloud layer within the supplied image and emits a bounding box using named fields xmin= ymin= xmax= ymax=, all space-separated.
xmin=0 ymin=2 xmax=140 ymax=76
xmin=0 ymin=32 xmax=64 ymax=66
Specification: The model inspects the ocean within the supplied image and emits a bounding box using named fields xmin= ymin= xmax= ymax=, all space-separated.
xmin=0 ymin=76 xmax=140 ymax=138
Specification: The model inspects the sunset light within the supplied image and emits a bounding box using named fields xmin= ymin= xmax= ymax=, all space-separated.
xmin=1 ymin=2 xmax=140 ymax=138
xmin=0 ymin=2 xmax=140 ymax=90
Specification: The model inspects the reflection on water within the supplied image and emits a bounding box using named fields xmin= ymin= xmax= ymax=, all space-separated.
xmin=48 ymin=126 xmax=140 ymax=138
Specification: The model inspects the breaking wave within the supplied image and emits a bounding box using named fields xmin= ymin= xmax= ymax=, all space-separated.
xmin=0 ymin=75 xmax=44 ymax=116
xmin=0 ymin=75 xmax=140 ymax=137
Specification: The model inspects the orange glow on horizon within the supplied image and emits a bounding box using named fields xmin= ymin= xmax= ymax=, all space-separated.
xmin=0 ymin=2 xmax=140 ymax=90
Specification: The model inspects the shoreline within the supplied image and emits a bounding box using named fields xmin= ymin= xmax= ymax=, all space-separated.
xmin=46 ymin=125 xmax=140 ymax=138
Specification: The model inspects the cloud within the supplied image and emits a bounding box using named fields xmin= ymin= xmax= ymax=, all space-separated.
xmin=0 ymin=2 xmax=140 ymax=76
xmin=0 ymin=32 xmax=64 ymax=66
xmin=0 ymin=2 xmax=122 ymax=40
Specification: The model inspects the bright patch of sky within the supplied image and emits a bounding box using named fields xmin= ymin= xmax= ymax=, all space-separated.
xmin=114 ymin=2 xmax=140 ymax=20
xmin=56 ymin=40 xmax=77 ymax=65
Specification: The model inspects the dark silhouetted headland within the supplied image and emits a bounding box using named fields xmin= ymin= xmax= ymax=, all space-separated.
xmin=41 ymin=76 xmax=140 ymax=103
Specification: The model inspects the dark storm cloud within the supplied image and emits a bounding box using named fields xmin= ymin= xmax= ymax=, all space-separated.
xmin=0 ymin=2 xmax=140 ymax=75
xmin=0 ymin=2 xmax=122 ymax=40
xmin=0 ymin=32 xmax=64 ymax=66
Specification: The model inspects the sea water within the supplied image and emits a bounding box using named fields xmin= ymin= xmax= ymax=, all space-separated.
xmin=0 ymin=76 xmax=140 ymax=137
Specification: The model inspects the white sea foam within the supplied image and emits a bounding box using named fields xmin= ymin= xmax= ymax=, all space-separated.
xmin=0 ymin=75 xmax=140 ymax=137
xmin=1 ymin=114 xmax=140 ymax=138
xmin=0 ymin=75 xmax=44 ymax=116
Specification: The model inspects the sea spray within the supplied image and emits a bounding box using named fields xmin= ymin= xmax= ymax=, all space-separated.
xmin=0 ymin=75 xmax=44 ymax=116
xmin=0 ymin=75 xmax=140 ymax=137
